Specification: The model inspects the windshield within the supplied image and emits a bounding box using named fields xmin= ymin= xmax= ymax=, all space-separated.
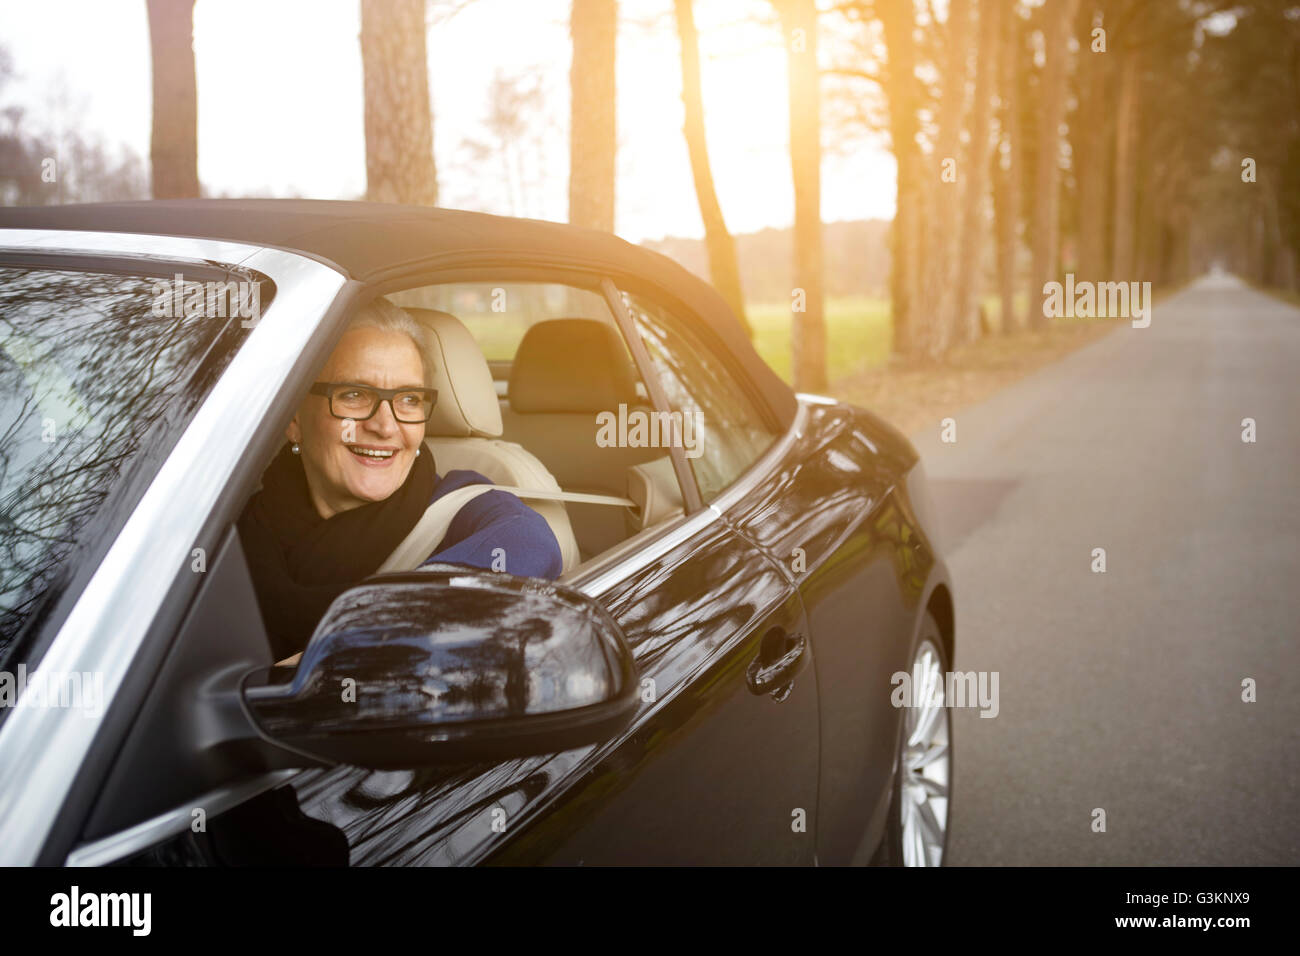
xmin=0 ymin=262 xmax=246 ymax=671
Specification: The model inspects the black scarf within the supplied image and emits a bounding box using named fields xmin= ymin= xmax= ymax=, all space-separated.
xmin=237 ymin=441 xmax=437 ymax=660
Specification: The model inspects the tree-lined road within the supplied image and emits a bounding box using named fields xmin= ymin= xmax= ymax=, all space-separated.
xmin=908 ymin=275 xmax=1300 ymax=864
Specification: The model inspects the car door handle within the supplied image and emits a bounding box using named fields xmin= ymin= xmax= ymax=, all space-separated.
xmin=745 ymin=630 xmax=807 ymax=699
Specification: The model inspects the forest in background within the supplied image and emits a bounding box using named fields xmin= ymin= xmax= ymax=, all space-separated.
xmin=3 ymin=0 xmax=1297 ymax=393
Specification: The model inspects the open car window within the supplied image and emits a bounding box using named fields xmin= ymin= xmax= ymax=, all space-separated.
xmin=387 ymin=281 xmax=684 ymax=567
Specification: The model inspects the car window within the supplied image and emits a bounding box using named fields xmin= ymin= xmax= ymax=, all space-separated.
xmin=620 ymin=291 xmax=778 ymax=503
xmin=391 ymin=282 xmax=617 ymax=361
xmin=383 ymin=282 xmax=678 ymax=567
xmin=0 ymin=264 xmax=246 ymax=672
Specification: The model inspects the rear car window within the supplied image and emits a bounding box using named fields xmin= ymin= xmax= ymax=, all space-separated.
xmin=621 ymin=291 xmax=777 ymax=502
xmin=390 ymin=282 xmax=615 ymax=361
xmin=0 ymin=263 xmax=248 ymax=673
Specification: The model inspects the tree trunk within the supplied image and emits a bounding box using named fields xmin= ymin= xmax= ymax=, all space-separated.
xmin=1029 ymin=0 xmax=1079 ymax=328
xmin=921 ymin=0 xmax=973 ymax=357
xmin=777 ymin=0 xmax=827 ymax=391
xmin=569 ymin=0 xmax=618 ymax=232
xmin=360 ymin=0 xmax=438 ymax=205
xmin=1075 ymin=5 xmax=1109 ymax=282
xmin=879 ymin=0 xmax=924 ymax=356
xmin=994 ymin=0 xmax=1022 ymax=334
xmin=146 ymin=0 xmax=199 ymax=199
xmin=674 ymin=0 xmax=751 ymax=337
xmin=1110 ymin=39 xmax=1140 ymax=279
xmin=952 ymin=0 xmax=1001 ymax=345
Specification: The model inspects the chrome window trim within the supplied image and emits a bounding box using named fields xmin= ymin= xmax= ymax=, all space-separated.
xmin=708 ymin=398 xmax=810 ymax=515
xmin=0 ymin=229 xmax=348 ymax=866
xmin=65 ymin=770 xmax=300 ymax=867
xmin=0 ymin=227 xmax=266 ymax=269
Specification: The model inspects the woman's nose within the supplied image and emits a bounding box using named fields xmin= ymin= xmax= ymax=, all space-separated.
xmin=363 ymin=399 xmax=400 ymax=435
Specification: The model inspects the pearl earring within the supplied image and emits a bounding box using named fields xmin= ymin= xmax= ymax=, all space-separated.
xmin=291 ymin=442 xmax=300 ymax=455
xmin=416 ymin=447 xmax=421 ymax=457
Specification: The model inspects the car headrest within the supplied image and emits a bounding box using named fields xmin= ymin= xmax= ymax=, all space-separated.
xmin=405 ymin=308 xmax=504 ymax=438
xmin=508 ymin=318 xmax=640 ymax=414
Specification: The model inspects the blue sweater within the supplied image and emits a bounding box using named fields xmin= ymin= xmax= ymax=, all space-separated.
xmin=417 ymin=469 xmax=563 ymax=579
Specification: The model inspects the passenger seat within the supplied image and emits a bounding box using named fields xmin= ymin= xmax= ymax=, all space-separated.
xmin=501 ymin=319 xmax=665 ymax=556
xmin=405 ymin=308 xmax=582 ymax=573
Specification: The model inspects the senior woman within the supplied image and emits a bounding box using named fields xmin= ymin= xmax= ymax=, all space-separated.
xmin=238 ymin=298 xmax=562 ymax=661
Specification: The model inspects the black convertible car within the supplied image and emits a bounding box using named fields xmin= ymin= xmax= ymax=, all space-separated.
xmin=0 ymin=200 xmax=954 ymax=866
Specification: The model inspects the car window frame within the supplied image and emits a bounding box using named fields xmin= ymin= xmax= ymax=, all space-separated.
xmin=53 ymin=262 xmax=365 ymax=866
xmin=0 ymin=251 xmax=268 ymax=683
xmin=603 ymin=278 xmax=782 ymax=504
xmin=361 ymin=264 xmax=800 ymax=591
xmin=0 ymin=234 xmax=351 ymax=868
xmin=364 ymin=267 xmax=709 ymax=531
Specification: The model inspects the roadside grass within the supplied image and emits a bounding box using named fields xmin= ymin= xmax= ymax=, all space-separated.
xmin=747 ymin=296 xmax=892 ymax=383
xmin=747 ymin=291 xmax=1169 ymax=438
xmin=749 ymin=291 xmax=1106 ymax=390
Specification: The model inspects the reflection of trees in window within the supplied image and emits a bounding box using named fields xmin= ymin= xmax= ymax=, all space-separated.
xmin=0 ymin=267 xmax=235 ymax=660
xmin=624 ymin=294 xmax=775 ymax=502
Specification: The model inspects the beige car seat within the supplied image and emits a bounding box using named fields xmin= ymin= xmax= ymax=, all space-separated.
xmin=403 ymin=307 xmax=583 ymax=572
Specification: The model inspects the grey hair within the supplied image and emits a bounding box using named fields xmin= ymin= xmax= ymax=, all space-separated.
xmin=346 ymin=298 xmax=433 ymax=387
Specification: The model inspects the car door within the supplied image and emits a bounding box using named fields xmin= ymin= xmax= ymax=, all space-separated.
xmin=613 ymin=291 xmax=932 ymax=865
xmin=199 ymin=516 xmax=814 ymax=867
xmin=77 ymin=279 xmax=820 ymax=867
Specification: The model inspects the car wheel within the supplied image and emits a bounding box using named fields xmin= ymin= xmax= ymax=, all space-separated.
xmin=876 ymin=610 xmax=952 ymax=866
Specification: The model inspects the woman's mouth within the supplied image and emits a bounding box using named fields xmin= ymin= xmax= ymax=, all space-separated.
xmin=346 ymin=444 xmax=400 ymax=466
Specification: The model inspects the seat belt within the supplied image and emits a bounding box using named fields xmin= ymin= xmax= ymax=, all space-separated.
xmin=378 ymin=484 xmax=636 ymax=574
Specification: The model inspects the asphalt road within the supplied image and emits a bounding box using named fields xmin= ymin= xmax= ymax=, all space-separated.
xmin=908 ymin=273 xmax=1300 ymax=865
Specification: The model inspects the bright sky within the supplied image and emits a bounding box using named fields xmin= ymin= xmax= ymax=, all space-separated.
xmin=0 ymin=0 xmax=896 ymax=242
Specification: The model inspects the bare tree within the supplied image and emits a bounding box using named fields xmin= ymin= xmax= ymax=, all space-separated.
xmin=773 ymin=0 xmax=827 ymax=391
xmin=569 ymin=0 xmax=618 ymax=231
xmin=1109 ymin=4 xmax=1142 ymax=279
xmin=674 ymin=0 xmax=752 ymax=337
xmin=922 ymin=0 xmax=973 ymax=356
xmin=145 ymin=0 xmax=199 ymax=199
xmin=993 ymin=0 xmax=1024 ymax=333
xmin=461 ymin=71 xmax=547 ymax=217
xmin=953 ymin=0 xmax=1002 ymax=344
xmin=878 ymin=0 xmax=925 ymax=355
xmin=361 ymin=0 xmax=438 ymax=205
xmin=1028 ymin=0 xmax=1080 ymax=328
xmin=1074 ymin=2 xmax=1112 ymax=283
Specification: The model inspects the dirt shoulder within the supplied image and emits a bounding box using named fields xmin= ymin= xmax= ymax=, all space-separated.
xmin=826 ymin=319 xmax=1122 ymax=438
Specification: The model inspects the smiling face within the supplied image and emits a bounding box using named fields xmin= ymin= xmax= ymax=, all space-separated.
xmin=286 ymin=325 xmax=428 ymax=520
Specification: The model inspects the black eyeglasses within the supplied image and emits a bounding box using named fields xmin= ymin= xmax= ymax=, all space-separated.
xmin=309 ymin=382 xmax=439 ymax=423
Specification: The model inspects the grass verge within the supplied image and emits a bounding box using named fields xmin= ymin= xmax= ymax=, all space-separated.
xmin=749 ymin=286 xmax=1187 ymax=438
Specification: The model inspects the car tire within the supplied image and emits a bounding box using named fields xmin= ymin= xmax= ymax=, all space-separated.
xmin=873 ymin=609 xmax=953 ymax=866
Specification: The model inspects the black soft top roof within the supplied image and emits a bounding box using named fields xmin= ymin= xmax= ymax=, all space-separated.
xmin=0 ymin=199 xmax=796 ymax=427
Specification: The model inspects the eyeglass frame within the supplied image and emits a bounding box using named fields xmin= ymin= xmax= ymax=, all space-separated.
xmin=308 ymin=381 xmax=439 ymax=423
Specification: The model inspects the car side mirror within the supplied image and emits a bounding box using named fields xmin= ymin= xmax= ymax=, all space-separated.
xmin=240 ymin=564 xmax=639 ymax=769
